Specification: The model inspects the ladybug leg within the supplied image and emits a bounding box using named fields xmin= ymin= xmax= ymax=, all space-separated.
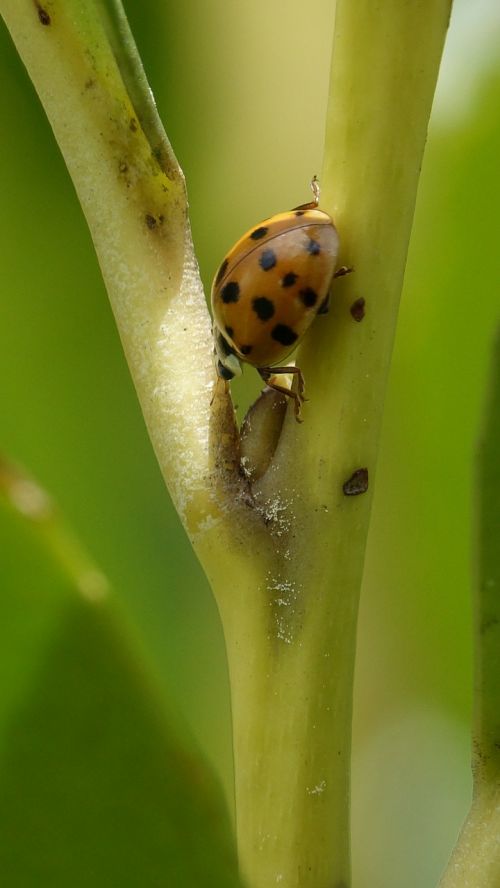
xmin=319 ymin=267 xmax=354 ymax=315
xmin=270 ymin=366 xmax=306 ymax=400
xmin=258 ymin=367 xmax=305 ymax=423
xmin=334 ymin=265 xmax=354 ymax=279
xmin=317 ymin=293 xmax=330 ymax=315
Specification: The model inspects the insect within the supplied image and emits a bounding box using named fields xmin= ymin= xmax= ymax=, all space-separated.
xmin=211 ymin=178 xmax=341 ymax=421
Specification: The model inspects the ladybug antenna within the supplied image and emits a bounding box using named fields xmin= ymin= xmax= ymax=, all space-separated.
xmin=311 ymin=175 xmax=320 ymax=205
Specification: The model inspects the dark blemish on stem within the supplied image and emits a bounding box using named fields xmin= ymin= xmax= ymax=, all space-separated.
xmin=35 ymin=2 xmax=51 ymax=25
xmin=129 ymin=118 xmax=138 ymax=132
xmin=84 ymin=78 xmax=95 ymax=90
xmin=342 ymin=468 xmax=368 ymax=496
xmin=153 ymin=145 xmax=162 ymax=162
xmin=145 ymin=214 xmax=157 ymax=230
xmin=350 ymin=297 xmax=366 ymax=322
xmin=119 ymin=161 xmax=128 ymax=174
xmin=480 ymin=615 xmax=499 ymax=634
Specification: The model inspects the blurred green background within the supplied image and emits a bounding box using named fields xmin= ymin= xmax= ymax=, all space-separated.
xmin=0 ymin=1 xmax=499 ymax=886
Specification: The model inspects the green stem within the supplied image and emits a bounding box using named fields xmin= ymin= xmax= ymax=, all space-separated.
xmin=226 ymin=2 xmax=452 ymax=885
xmin=0 ymin=0 xmax=224 ymax=537
xmin=439 ymin=332 xmax=500 ymax=887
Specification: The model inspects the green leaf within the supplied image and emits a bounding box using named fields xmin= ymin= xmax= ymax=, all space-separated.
xmin=0 ymin=463 xmax=240 ymax=888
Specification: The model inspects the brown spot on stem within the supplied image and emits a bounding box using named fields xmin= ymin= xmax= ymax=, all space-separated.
xmin=35 ymin=2 xmax=51 ymax=24
xmin=145 ymin=214 xmax=157 ymax=229
xmin=129 ymin=118 xmax=138 ymax=132
xmin=343 ymin=468 xmax=368 ymax=496
xmin=119 ymin=161 xmax=128 ymax=174
xmin=350 ymin=297 xmax=366 ymax=322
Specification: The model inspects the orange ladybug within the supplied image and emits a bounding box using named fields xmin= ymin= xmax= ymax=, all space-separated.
xmin=211 ymin=178 xmax=340 ymax=420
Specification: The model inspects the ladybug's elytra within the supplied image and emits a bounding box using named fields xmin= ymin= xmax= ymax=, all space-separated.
xmin=211 ymin=178 xmax=341 ymax=421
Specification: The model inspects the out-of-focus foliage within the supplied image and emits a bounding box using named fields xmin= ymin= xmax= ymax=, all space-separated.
xmin=0 ymin=473 xmax=240 ymax=886
xmin=0 ymin=0 xmax=498 ymax=886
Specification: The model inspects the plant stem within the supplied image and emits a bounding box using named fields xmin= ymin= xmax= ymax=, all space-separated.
xmin=0 ymin=0 xmax=222 ymax=535
xmin=438 ymin=790 xmax=500 ymax=887
xmin=439 ymin=333 xmax=500 ymax=887
xmin=225 ymin=2 xmax=452 ymax=885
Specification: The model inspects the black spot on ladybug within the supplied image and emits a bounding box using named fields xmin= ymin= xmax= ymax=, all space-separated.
xmin=252 ymin=296 xmax=275 ymax=321
xmin=217 ymin=360 xmax=235 ymax=381
xmin=299 ymin=287 xmax=318 ymax=308
xmin=281 ymin=272 xmax=298 ymax=288
xmin=35 ymin=2 xmax=51 ymax=24
xmin=221 ymin=281 xmax=240 ymax=303
xmin=318 ymin=294 xmax=330 ymax=315
xmin=240 ymin=344 xmax=253 ymax=356
xmin=271 ymin=324 xmax=298 ymax=347
xmin=350 ymin=297 xmax=366 ymax=322
xmin=295 ymin=210 xmax=305 ymax=217
xmin=343 ymin=468 xmax=369 ymax=496
xmin=250 ymin=226 xmax=268 ymax=240
xmin=216 ymin=258 xmax=229 ymax=285
xmin=145 ymin=213 xmax=157 ymax=229
xmin=307 ymin=238 xmax=321 ymax=255
xmin=225 ymin=325 xmax=234 ymax=338
xmin=259 ymin=249 xmax=277 ymax=271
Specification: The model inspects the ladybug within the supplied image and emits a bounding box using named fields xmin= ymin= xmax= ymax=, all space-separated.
xmin=211 ymin=178 xmax=341 ymax=421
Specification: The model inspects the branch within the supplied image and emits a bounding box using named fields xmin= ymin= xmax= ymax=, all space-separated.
xmin=0 ymin=0 xmax=233 ymax=538
xmin=227 ymin=2 xmax=452 ymax=885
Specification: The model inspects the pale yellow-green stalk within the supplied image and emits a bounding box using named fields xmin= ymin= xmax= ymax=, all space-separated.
xmin=0 ymin=1 xmax=454 ymax=886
